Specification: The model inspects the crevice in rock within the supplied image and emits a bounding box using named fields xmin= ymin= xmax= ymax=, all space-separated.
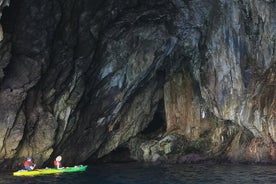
xmin=141 ymin=100 xmax=166 ymax=137
xmin=1 ymin=0 xmax=21 ymax=34
xmin=96 ymin=146 xmax=135 ymax=163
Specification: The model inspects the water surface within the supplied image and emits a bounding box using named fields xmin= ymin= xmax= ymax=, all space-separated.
xmin=1 ymin=163 xmax=276 ymax=183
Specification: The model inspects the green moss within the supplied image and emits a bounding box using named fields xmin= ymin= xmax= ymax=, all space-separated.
xmin=186 ymin=136 xmax=212 ymax=154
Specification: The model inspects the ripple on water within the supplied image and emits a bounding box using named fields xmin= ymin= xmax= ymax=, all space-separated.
xmin=2 ymin=163 xmax=276 ymax=184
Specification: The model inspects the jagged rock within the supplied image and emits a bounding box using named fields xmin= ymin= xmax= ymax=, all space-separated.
xmin=0 ymin=0 xmax=275 ymax=170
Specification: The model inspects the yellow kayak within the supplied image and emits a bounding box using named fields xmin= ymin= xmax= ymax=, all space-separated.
xmin=13 ymin=165 xmax=88 ymax=176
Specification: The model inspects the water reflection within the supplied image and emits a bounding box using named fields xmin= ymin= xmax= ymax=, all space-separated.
xmin=2 ymin=163 xmax=276 ymax=184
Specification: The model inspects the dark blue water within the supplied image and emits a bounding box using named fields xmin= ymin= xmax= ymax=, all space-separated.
xmin=2 ymin=163 xmax=276 ymax=183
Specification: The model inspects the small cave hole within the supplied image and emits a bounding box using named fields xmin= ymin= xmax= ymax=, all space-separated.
xmin=141 ymin=101 xmax=166 ymax=136
xmin=97 ymin=147 xmax=135 ymax=163
xmin=1 ymin=0 xmax=22 ymax=34
xmin=141 ymin=113 xmax=166 ymax=135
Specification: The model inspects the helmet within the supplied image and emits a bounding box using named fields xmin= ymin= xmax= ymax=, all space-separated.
xmin=27 ymin=157 xmax=32 ymax=161
xmin=56 ymin=155 xmax=62 ymax=162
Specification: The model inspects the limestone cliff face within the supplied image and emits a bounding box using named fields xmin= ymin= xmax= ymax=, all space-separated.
xmin=0 ymin=0 xmax=275 ymax=170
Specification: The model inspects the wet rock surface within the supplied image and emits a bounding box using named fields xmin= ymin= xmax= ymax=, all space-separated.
xmin=0 ymin=0 xmax=275 ymax=170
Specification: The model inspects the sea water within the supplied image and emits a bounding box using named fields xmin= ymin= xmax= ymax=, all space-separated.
xmin=1 ymin=162 xmax=276 ymax=184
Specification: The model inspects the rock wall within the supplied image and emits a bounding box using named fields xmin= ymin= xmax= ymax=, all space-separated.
xmin=0 ymin=0 xmax=275 ymax=170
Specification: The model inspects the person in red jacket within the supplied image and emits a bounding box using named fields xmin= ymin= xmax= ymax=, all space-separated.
xmin=24 ymin=157 xmax=36 ymax=171
xmin=54 ymin=155 xmax=63 ymax=169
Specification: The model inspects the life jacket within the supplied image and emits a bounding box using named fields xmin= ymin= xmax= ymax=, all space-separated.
xmin=54 ymin=160 xmax=62 ymax=168
xmin=24 ymin=160 xmax=33 ymax=167
xmin=54 ymin=160 xmax=58 ymax=167
xmin=24 ymin=161 xmax=29 ymax=167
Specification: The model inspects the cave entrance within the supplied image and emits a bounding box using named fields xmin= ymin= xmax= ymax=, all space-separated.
xmin=97 ymin=147 xmax=135 ymax=163
xmin=86 ymin=100 xmax=167 ymax=164
xmin=141 ymin=100 xmax=166 ymax=137
xmin=1 ymin=0 xmax=22 ymax=34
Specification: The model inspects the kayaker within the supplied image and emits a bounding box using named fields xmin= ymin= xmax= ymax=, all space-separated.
xmin=24 ymin=157 xmax=36 ymax=171
xmin=54 ymin=155 xmax=63 ymax=169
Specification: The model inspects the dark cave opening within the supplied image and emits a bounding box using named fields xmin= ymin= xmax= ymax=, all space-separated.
xmin=141 ymin=100 xmax=166 ymax=136
xmin=97 ymin=147 xmax=135 ymax=163
xmin=141 ymin=113 xmax=166 ymax=135
xmin=1 ymin=0 xmax=21 ymax=34
xmin=91 ymin=101 xmax=167 ymax=164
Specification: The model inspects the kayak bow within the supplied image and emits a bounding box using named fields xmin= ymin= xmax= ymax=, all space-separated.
xmin=13 ymin=165 xmax=87 ymax=176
